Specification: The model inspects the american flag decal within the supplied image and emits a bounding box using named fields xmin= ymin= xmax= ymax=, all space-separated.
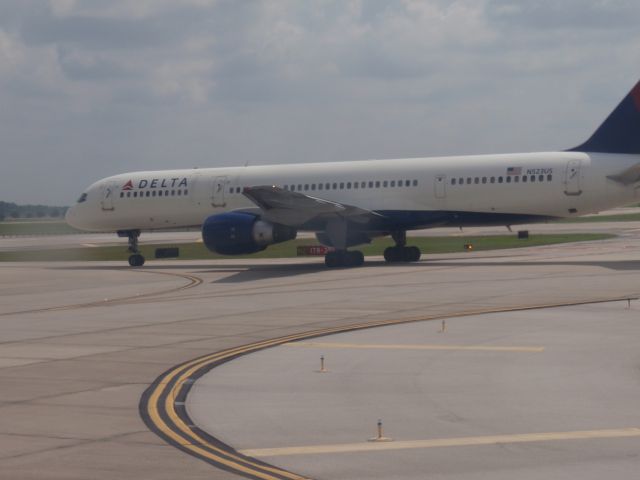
xmin=506 ymin=167 xmax=522 ymax=175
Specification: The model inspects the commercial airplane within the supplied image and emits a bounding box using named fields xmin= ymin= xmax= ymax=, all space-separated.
xmin=66 ymin=80 xmax=640 ymax=267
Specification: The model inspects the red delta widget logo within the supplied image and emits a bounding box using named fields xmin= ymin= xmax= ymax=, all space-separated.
xmin=122 ymin=178 xmax=188 ymax=190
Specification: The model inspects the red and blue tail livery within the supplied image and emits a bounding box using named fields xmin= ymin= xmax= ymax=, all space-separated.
xmin=571 ymin=80 xmax=640 ymax=154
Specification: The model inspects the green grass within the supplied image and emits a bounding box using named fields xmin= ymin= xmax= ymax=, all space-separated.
xmin=0 ymin=233 xmax=614 ymax=262
xmin=0 ymin=221 xmax=80 ymax=235
xmin=555 ymin=213 xmax=640 ymax=223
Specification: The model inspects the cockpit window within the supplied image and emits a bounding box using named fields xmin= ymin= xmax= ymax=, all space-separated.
xmin=77 ymin=193 xmax=88 ymax=203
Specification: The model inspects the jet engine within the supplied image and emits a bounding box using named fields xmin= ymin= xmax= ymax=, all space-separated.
xmin=202 ymin=212 xmax=296 ymax=255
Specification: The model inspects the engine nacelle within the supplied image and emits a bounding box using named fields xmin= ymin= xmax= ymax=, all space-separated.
xmin=202 ymin=212 xmax=296 ymax=255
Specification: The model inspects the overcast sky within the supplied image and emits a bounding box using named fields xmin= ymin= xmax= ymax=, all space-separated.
xmin=2 ymin=0 xmax=640 ymax=205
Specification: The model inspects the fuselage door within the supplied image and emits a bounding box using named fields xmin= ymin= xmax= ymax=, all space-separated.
xmin=100 ymin=183 xmax=117 ymax=211
xmin=434 ymin=175 xmax=447 ymax=199
xmin=212 ymin=176 xmax=228 ymax=207
xmin=564 ymin=160 xmax=582 ymax=196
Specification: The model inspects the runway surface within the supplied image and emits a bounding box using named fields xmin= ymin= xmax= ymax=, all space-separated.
xmin=1 ymin=229 xmax=640 ymax=479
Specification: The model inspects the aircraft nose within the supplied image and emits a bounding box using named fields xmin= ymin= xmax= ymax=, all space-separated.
xmin=65 ymin=206 xmax=78 ymax=229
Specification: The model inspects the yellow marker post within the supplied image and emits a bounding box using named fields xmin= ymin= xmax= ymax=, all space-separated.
xmin=316 ymin=355 xmax=328 ymax=373
xmin=439 ymin=319 xmax=446 ymax=333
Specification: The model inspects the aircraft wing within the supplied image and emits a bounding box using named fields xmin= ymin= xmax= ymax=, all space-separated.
xmin=242 ymin=185 xmax=383 ymax=226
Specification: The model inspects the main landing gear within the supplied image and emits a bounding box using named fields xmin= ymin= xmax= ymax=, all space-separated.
xmin=384 ymin=230 xmax=421 ymax=263
xmin=119 ymin=230 xmax=145 ymax=267
xmin=324 ymin=250 xmax=365 ymax=268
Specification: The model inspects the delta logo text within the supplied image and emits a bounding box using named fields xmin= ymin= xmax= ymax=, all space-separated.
xmin=122 ymin=178 xmax=188 ymax=190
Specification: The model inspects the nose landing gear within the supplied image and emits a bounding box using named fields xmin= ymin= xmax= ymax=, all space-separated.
xmin=118 ymin=230 xmax=145 ymax=267
xmin=128 ymin=253 xmax=145 ymax=267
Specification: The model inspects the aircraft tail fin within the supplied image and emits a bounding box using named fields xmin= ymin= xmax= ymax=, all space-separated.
xmin=569 ymin=80 xmax=640 ymax=154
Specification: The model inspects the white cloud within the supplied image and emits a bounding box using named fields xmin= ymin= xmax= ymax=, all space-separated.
xmin=1 ymin=1 xmax=640 ymax=204
xmin=0 ymin=29 xmax=24 ymax=73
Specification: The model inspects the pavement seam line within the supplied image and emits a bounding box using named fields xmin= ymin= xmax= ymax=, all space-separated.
xmin=239 ymin=427 xmax=640 ymax=457
xmin=284 ymin=342 xmax=545 ymax=352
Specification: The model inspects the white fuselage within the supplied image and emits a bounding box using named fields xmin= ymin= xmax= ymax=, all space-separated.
xmin=66 ymin=151 xmax=639 ymax=232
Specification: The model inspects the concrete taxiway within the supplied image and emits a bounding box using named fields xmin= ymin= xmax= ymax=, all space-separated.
xmin=188 ymin=303 xmax=640 ymax=479
xmin=1 ymin=230 xmax=640 ymax=479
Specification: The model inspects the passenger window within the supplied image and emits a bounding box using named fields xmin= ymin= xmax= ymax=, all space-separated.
xmin=452 ymin=178 xmax=457 ymax=185
xmin=120 ymin=192 xmax=124 ymax=198
xmin=490 ymin=177 xmax=495 ymax=183
xmin=339 ymin=182 xmax=344 ymax=189
xmin=361 ymin=182 xmax=366 ymax=188
xmin=522 ymin=176 xmax=527 ymax=183
xmin=474 ymin=178 xmax=479 ymax=184
xmin=369 ymin=181 xmax=374 ymax=188
xmin=311 ymin=184 xmax=316 ymax=191
xmin=146 ymin=191 xmax=151 ymax=197
xmin=547 ymin=174 xmax=553 ymax=181
xmin=304 ymin=184 xmax=308 ymax=191
xmin=134 ymin=192 xmax=138 ymax=197
xmin=326 ymin=183 xmax=330 ymax=190
xmin=332 ymin=183 xmax=337 ymax=189
xmin=514 ymin=176 xmax=520 ymax=183
xmin=390 ymin=180 xmax=395 ymax=187
xmin=404 ymin=180 xmax=410 ymax=187
xmin=482 ymin=177 xmax=487 ymax=184
xmin=498 ymin=177 xmax=503 ymax=183
xmin=466 ymin=178 xmax=471 ymax=184
xmin=383 ymin=181 xmax=388 ymax=187
xmin=375 ymin=181 xmax=381 ymax=188
xmin=538 ymin=174 xmax=544 ymax=182
xmin=505 ymin=177 xmax=511 ymax=183
xmin=184 ymin=189 xmax=188 ymax=195
xmin=347 ymin=182 xmax=351 ymax=189
xmin=413 ymin=180 xmax=418 ymax=186
xmin=530 ymin=175 xmax=535 ymax=182
xmin=354 ymin=182 xmax=359 ymax=189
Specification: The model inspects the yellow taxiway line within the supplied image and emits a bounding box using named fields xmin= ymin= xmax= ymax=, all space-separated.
xmin=285 ymin=342 xmax=545 ymax=352
xmin=241 ymin=427 xmax=640 ymax=457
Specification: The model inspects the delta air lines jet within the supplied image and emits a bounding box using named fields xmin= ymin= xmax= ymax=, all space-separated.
xmin=66 ymin=80 xmax=640 ymax=267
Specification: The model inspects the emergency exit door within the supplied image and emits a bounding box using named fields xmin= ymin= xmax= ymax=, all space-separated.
xmin=434 ymin=175 xmax=447 ymax=199
xmin=100 ymin=183 xmax=117 ymax=211
xmin=211 ymin=176 xmax=228 ymax=207
xmin=563 ymin=160 xmax=582 ymax=196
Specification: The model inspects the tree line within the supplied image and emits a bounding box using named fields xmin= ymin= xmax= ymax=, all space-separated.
xmin=0 ymin=201 xmax=68 ymax=221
